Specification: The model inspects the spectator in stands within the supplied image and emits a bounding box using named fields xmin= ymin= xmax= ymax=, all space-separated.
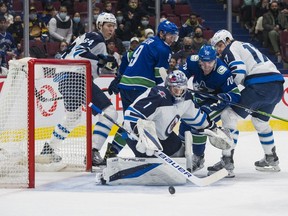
xmin=118 ymin=37 xmax=140 ymax=75
xmin=123 ymin=0 xmax=146 ymax=33
xmin=255 ymin=0 xmax=270 ymax=18
xmin=168 ymin=55 xmax=179 ymax=72
xmin=72 ymin=12 xmax=85 ymax=42
xmin=92 ymin=7 xmax=101 ymax=31
xmin=262 ymin=1 xmax=281 ymax=56
xmin=48 ymin=6 xmax=73 ymax=44
xmin=115 ymin=10 xmax=134 ymax=51
xmin=40 ymin=4 xmax=56 ymax=26
xmin=278 ymin=5 xmax=288 ymax=31
xmin=254 ymin=0 xmax=270 ymax=42
xmin=109 ymin=34 xmax=126 ymax=55
xmin=191 ymin=26 xmax=208 ymax=54
xmin=0 ymin=16 xmax=16 ymax=70
xmin=29 ymin=5 xmax=49 ymax=42
xmin=7 ymin=15 xmax=23 ymax=44
xmin=54 ymin=41 xmax=68 ymax=59
xmin=0 ymin=2 xmax=13 ymax=26
xmin=241 ymin=0 xmax=259 ymax=30
xmin=103 ymin=1 xmax=114 ymax=14
xmin=101 ymin=38 xmax=121 ymax=75
xmin=144 ymin=28 xmax=154 ymax=39
xmin=179 ymin=13 xmax=203 ymax=39
xmin=136 ymin=15 xmax=154 ymax=42
xmin=174 ymin=36 xmax=194 ymax=66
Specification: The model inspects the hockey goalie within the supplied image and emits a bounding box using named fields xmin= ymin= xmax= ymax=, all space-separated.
xmin=97 ymin=70 xmax=233 ymax=185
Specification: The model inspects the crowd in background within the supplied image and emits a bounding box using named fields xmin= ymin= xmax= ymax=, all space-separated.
xmin=0 ymin=0 xmax=287 ymax=75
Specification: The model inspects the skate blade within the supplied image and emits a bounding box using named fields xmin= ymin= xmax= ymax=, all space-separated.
xmin=208 ymin=170 xmax=235 ymax=178
xmin=255 ymin=165 xmax=280 ymax=172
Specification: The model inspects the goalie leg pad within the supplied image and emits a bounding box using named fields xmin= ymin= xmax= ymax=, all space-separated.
xmin=100 ymin=157 xmax=187 ymax=185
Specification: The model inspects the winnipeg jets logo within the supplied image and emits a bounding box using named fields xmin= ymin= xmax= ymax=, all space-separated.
xmin=157 ymin=90 xmax=166 ymax=98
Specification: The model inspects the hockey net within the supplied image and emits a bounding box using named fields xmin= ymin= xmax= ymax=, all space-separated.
xmin=0 ymin=58 xmax=92 ymax=188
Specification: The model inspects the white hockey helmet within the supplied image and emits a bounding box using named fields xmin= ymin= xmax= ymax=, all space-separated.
xmin=211 ymin=29 xmax=234 ymax=47
xmin=96 ymin=12 xmax=117 ymax=29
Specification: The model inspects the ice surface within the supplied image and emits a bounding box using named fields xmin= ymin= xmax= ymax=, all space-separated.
xmin=1 ymin=131 xmax=288 ymax=216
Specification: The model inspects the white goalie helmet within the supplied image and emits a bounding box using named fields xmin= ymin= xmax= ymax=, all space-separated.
xmin=96 ymin=12 xmax=117 ymax=28
xmin=211 ymin=29 xmax=234 ymax=47
xmin=165 ymin=70 xmax=188 ymax=102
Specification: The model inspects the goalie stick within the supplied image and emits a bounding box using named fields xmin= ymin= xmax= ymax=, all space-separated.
xmin=189 ymin=89 xmax=288 ymax=122
xmin=89 ymin=102 xmax=228 ymax=186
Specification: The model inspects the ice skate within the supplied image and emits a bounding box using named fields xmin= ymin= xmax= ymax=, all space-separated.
xmin=37 ymin=142 xmax=62 ymax=163
xmin=191 ymin=154 xmax=205 ymax=172
xmin=255 ymin=147 xmax=280 ymax=172
xmin=92 ymin=148 xmax=104 ymax=166
xmin=207 ymin=150 xmax=235 ymax=178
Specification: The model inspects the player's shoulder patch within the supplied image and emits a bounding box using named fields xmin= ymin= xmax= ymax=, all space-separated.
xmin=217 ymin=65 xmax=227 ymax=75
xmin=189 ymin=55 xmax=199 ymax=62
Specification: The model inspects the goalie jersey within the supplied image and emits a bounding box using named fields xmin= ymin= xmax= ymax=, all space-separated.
xmin=123 ymin=86 xmax=211 ymax=141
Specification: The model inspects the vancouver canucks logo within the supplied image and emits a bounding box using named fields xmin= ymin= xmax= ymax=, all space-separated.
xmin=157 ymin=90 xmax=166 ymax=98
xmin=194 ymin=81 xmax=213 ymax=92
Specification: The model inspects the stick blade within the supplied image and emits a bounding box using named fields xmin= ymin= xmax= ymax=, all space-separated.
xmin=188 ymin=168 xmax=228 ymax=186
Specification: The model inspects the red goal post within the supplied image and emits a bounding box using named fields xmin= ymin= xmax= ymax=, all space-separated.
xmin=0 ymin=58 xmax=92 ymax=188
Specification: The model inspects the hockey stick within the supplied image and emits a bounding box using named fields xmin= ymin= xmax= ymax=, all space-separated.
xmin=89 ymin=102 xmax=228 ymax=186
xmin=189 ymin=89 xmax=288 ymax=122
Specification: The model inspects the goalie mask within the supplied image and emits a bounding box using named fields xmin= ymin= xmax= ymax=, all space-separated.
xmin=165 ymin=70 xmax=188 ymax=103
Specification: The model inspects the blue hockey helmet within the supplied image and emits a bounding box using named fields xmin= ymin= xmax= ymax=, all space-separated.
xmin=198 ymin=45 xmax=217 ymax=62
xmin=165 ymin=70 xmax=188 ymax=102
xmin=157 ymin=20 xmax=179 ymax=38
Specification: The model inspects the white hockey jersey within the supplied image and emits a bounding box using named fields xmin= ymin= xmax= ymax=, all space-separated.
xmin=221 ymin=41 xmax=284 ymax=86
xmin=61 ymin=31 xmax=107 ymax=78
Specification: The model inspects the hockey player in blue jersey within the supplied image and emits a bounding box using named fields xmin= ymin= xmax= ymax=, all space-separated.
xmin=102 ymin=20 xmax=179 ymax=163
xmin=179 ymin=45 xmax=241 ymax=177
xmin=123 ymin=70 xmax=232 ymax=158
xmin=39 ymin=12 xmax=119 ymax=166
xmin=211 ymin=29 xmax=284 ymax=172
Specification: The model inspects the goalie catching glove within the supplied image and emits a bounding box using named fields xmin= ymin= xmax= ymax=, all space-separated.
xmin=199 ymin=121 xmax=233 ymax=150
xmin=135 ymin=119 xmax=163 ymax=156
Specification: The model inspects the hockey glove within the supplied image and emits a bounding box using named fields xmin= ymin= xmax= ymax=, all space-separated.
xmin=202 ymin=93 xmax=231 ymax=113
xmin=108 ymin=74 xmax=122 ymax=95
xmin=97 ymin=54 xmax=117 ymax=68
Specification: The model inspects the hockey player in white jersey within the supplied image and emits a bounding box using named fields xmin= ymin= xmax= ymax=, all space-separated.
xmin=123 ymin=70 xmax=232 ymax=158
xmin=210 ymin=29 xmax=284 ymax=172
xmin=39 ymin=12 xmax=118 ymax=166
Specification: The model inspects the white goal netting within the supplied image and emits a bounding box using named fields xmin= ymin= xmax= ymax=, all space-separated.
xmin=0 ymin=58 xmax=92 ymax=188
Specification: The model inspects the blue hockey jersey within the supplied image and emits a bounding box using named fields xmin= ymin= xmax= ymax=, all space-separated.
xmin=118 ymin=36 xmax=171 ymax=91
xmin=180 ymin=55 xmax=240 ymax=105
